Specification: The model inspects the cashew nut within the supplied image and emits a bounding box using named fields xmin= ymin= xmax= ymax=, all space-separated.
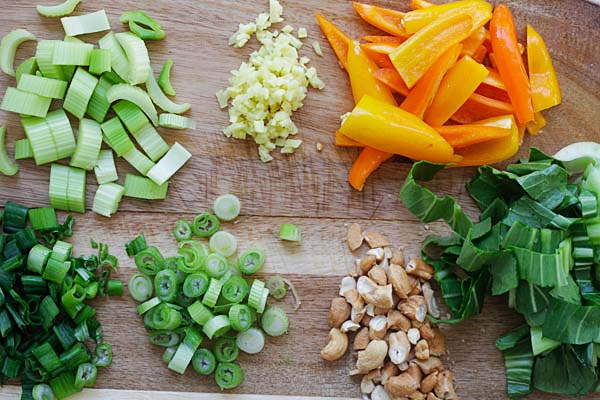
xmin=419 ymin=322 xmax=435 ymax=341
xmin=388 ymin=331 xmax=410 ymax=365
xmin=364 ymin=231 xmax=390 ymax=248
xmin=422 ymin=282 xmax=441 ymax=318
xmin=399 ymin=295 xmax=427 ymax=322
xmin=361 ymin=314 xmax=372 ymax=327
xmin=369 ymin=315 xmax=388 ymax=340
xmin=408 ymin=275 xmax=422 ymax=295
xmin=385 ymin=372 xmax=419 ymax=398
xmin=357 ymin=340 xmax=388 ymax=373
xmin=367 ymin=247 xmax=386 ymax=262
xmin=328 ymin=297 xmax=351 ymax=329
xmin=352 ymin=306 xmax=366 ymax=324
xmin=366 ymin=303 xmax=376 ymax=317
xmin=434 ymin=370 xmax=457 ymax=400
xmin=348 ymin=223 xmax=364 ymax=251
xmin=407 ymin=328 xmax=421 ymax=345
xmin=387 ymin=310 xmax=412 ymax=332
xmin=429 ymin=328 xmax=446 ymax=356
xmin=353 ymin=327 xmax=370 ymax=351
xmin=320 ymin=328 xmax=348 ymax=361
xmin=407 ymin=362 xmax=423 ymax=386
xmin=341 ymin=320 xmax=361 ymax=333
xmin=345 ymin=288 xmax=365 ymax=310
xmin=339 ymin=276 xmax=357 ymax=296
xmin=388 ymin=264 xmax=412 ymax=299
xmin=427 ymin=393 xmax=442 ymax=400
xmin=391 ymin=249 xmax=405 ymax=266
xmin=409 ymin=392 xmax=427 ymax=400
xmin=360 ymin=254 xmax=378 ymax=273
xmin=384 ymin=247 xmax=393 ymax=261
xmin=371 ymin=385 xmax=391 ymax=400
xmin=420 ymin=372 xmax=438 ymax=394
xmin=368 ymin=265 xmax=388 ymax=286
xmin=406 ymin=258 xmax=434 ymax=281
xmin=361 ymin=370 xmax=381 ymax=394
xmin=415 ymin=357 xmax=443 ymax=375
xmin=357 ymin=276 xmax=394 ymax=308
xmin=415 ymin=339 xmax=430 ymax=360
xmin=381 ymin=361 xmax=399 ymax=385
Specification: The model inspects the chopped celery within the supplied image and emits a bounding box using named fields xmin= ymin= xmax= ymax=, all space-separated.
xmin=0 ymin=29 xmax=36 ymax=77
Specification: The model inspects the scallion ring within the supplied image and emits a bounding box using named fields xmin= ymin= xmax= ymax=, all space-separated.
xmin=183 ymin=272 xmax=209 ymax=298
xmin=150 ymin=330 xmax=181 ymax=347
xmin=177 ymin=240 xmax=208 ymax=273
xmin=203 ymin=315 xmax=231 ymax=339
xmin=202 ymin=278 xmax=223 ymax=308
xmin=32 ymin=384 xmax=56 ymax=400
xmin=228 ymin=304 xmax=255 ymax=332
xmin=93 ymin=343 xmax=113 ymax=367
xmin=213 ymin=337 xmax=239 ymax=363
xmin=215 ymin=362 xmax=244 ymax=390
xmin=209 ymin=231 xmax=237 ymax=257
xmin=238 ymin=249 xmax=265 ymax=275
xmin=203 ymin=253 xmax=229 ymax=278
xmin=128 ymin=273 xmax=153 ymax=302
xmin=236 ymin=327 xmax=265 ymax=354
xmin=134 ymin=246 xmax=164 ymax=276
xmin=191 ymin=213 xmax=220 ymax=238
xmin=266 ymin=275 xmax=287 ymax=300
xmin=222 ymin=276 xmax=249 ymax=304
xmin=192 ymin=348 xmax=216 ymax=376
xmin=261 ymin=306 xmax=289 ymax=337
xmin=213 ymin=194 xmax=241 ymax=222
xmin=146 ymin=303 xmax=182 ymax=331
xmin=173 ymin=218 xmax=192 ymax=241
xmin=74 ymin=362 xmax=97 ymax=389
xmin=154 ymin=269 xmax=179 ymax=302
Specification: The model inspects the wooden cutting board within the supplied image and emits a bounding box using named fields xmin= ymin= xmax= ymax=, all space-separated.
xmin=0 ymin=0 xmax=599 ymax=399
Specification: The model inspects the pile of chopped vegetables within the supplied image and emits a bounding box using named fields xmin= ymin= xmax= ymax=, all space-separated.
xmin=0 ymin=3 xmax=195 ymax=217
xmin=125 ymin=195 xmax=297 ymax=390
xmin=317 ymin=0 xmax=561 ymax=190
xmin=0 ymin=201 xmax=121 ymax=399
xmin=217 ymin=0 xmax=324 ymax=162
xmin=400 ymin=144 xmax=600 ymax=397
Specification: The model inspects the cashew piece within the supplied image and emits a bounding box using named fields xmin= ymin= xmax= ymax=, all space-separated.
xmin=399 ymin=295 xmax=427 ymax=322
xmin=385 ymin=372 xmax=419 ymax=398
xmin=339 ymin=276 xmax=357 ymax=296
xmin=357 ymin=340 xmax=388 ymax=373
xmin=345 ymin=288 xmax=365 ymax=310
xmin=357 ymin=276 xmax=394 ymax=308
xmin=388 ymin=331 xmax=410 ymax=365
xmin=391 ymin=249 xmax=405 ymax=266
xmin=422 ymin=282 xmax=441 ymax=318
xmin=361 ymin=372 xmax=377 ymax=394
xmin=364 ymin=231 xmax=390 ymax=248
xmin=429 ymin=328 xmax=446 ymax=356
xmin=406 ymin=258 xmax=434 ymax=281
xmin=421 ymin=372 xmax=438 ymax=394
xmin=341 ymin=320 xmax=361 ymax=333
xmin=387 ymin=310 xmax=412 ymax=332
xmin=360 ymin=254 xmax=377 ymax=273
xmin=351 ymin=306 xmax=366 ymax=324
xmin=354 ymin=327 xmax=370 ymax=351
xmin=381 ymin=361 xmax=399 ymax=385
xmin=368 ymin=265 xmax=388 ymax=286
xmin=427 ymin=393 xmax=442 ymax=400
xmin=328 ymin=297 xmax=351 ymax=329
xmin=369 ymin=315 xmax=388 ymax=340
xmin=367 ymin=247 xmax=386 ymax=262
xmin=320 ymin=328 xmax=348 ymax=361
xmin=347 ymin=223 xmax=363 ymax=251
xmin=407 ymin=362 xmax=423 ymax=386
xmin=415 ymin=357 xmax=444 ymax=375
xmin=435 ymin=370 xmax=457 ymax=400
xmin=419 ymin=322 xmax=435 ymax=341
xmin=407 ymin=328 xmax=421 ymax=345
xmin=388 ymin=264 xmax=412 ymax=299
xmin=415 ymin=339 xmax=430 ymax=360
xmin=371 ymin=385 xmax=391 ymax=400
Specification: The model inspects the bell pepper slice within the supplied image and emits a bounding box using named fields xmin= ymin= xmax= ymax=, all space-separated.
xmin=373 ymin=68 xmax=410 ymax=96
xmin=526 ymin=112 xmax=546 ymax=135
xmin=340 ymin=95 xmax=460 ymax=164
xmin=527 ymin=25 xmax=561 ymax=112
xmin=489 ymin=4 xmax=534 ymax=124
xmin=348 ymin=41 xmax=397 ymax=105
xmin=360 ymin=42 xmax=398 ymax=55
xmin=360 ymin=46 xmax=394 ymax=69
xmin=389 ymin=13 xmax=474 ymax=88
xmin=403 ymin=0 xmax=492 ymax=35
xmin=410 ymin=0 xmax=435 ymax=10
xmin=424 ymin=55 xmax=489 ymax=126
xmin=476 ymin=68 xmax=509 ymax=101
xmin=362 ymin=35 xmax=405 ymax=45
xmin=453 ymin=114 xmax=519 ymax=166
xmin=451 ymin=92 xmax=513 ymax=124
xmin=472 ymin=44 xmax=488 ymax=63
xmin=400 ymin=44 xmax=462 ymax=119
xmin=316 ymin=14 xmax=352 ymax=70
xmin=436 ymin=124 xmax=512 ymax=148
xmin=353 ymin=2 xmax=408 ymax=37
xmin=348 ymin=148 xmax=393 ymax=190
xmin=461 ymin=26 xmax=487 ymax=57
xmin=336 ymin=130 xmax=363 ymax=147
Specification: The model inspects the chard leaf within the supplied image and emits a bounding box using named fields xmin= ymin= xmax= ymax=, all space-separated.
xmin=514 ymin=281 xmax=550 ymax=315
xmin=490 ymin=253 xmax=519 ymax=295
xmin=507 ymin=160 xmax=553 ymax=176
xmin=539 ymin=228 xmax=565 ymax=253
xmin=429 ymin=270 xmax=490 ymax=324
xmin=530 ymin=326 xmax=560 ymax=356
xmin=574 ymin=264 xmax=600 ymax=305
xmin=502 ymin=221 xmax=540 ymax=250
xmin=480 ymin=197 xmax=509 ymax=224
xmin=549 ymin=275 xmax=581 ymax=305
xmin=496 ymin=324 xmax=530 ymax=351
xmin=498 ymin=333 xmax=534 ymax=399
xmin=504 ymin=197 xmax=560 ymax=229
xmin=542 ymin=299 xmax=600 ymax=344
xmin=467 ymin=166 xmax=522 ymax=211
xmin=516 ymin=164 xmax=569 ymax=210
xmin=513 ymin=247 xmax=569 ymax=288
xmin=456 ymin=227 xmax=500 ymax=272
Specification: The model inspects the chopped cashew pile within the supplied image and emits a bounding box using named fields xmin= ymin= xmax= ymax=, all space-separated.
xmin=321 ymin=223 xmax=458 ymax=400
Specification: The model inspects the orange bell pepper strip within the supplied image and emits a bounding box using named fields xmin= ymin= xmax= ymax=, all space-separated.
xmin=436 ymin=124 xmax=512 ymax=148
xmin=360 ymin=46 xmax=395 ymax=69
xmin=461 ymin=26 xmax=487 ymax=57
xmin=403 ymin=0 xmax=492 ymax=35
xmin=348 ymin=148 xmax=394 ymax=190
xmin=348 ymin=41 xmax=397 ymax=105
xmin=400 ymin=44 xmax=462 ymax=120
xmin=489 ymin=4 xmax=534 ymax=124
xmin=476 ymin=68 xmax=510 ymax=101
xmin=316 ymin=14 xmax=352 ymax=70
xmin=362 ymin=35 xmax=405 ymax=45
xmin=453 ymin=114 xmax=519 ymax=166
xmin=340 ymin=96 xmax=460 ymax=164
xmin=527 ymin=25 xmax=561 ymax=112
xmin=361 ymin=42 xmax=399 ymax=55
xmin=373 ymin=68 xmax=410 ymax=97
xmin=424 ymin=56 xmax=489 ymax=126
xmin=410 ymin=0 xmax=435 ymax=10
xmin=336 ymin=130 xmax=363 ymax=147
xmin=472 ymin=44 xmax=487 ymax=63
xmin=451 ymin=93 xmax=513 ymax=124
xmin=390 ymin=13 xmax=474 ymax=88
xmin=353 ymin=3 xmax=408 ymax=37
xmin=526 ymin=112 xmax=546 ymax=135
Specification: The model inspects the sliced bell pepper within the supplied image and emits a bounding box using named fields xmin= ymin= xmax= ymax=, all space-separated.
xmin=400 ymin=44 xmax=462 ymax=119
xmin=461 ymin=26 xmax=487 ymax=57
xmin=353 ymin=3 xmax=408 ymax=37
xmin=360 ymin=42 xmax=399 ymax=55
xmin=340 ymin=95 xmax=460 ymax=164
xmin=451 ymin=93 xmax=513 ymax=124
xmin=489 ymin=4 xmax=534 ymax=124
xmin=436 ymin=124 xmax=512 ymax=148
xmin=316 ymin=14 xmax=352 ymax=70
xmin=472 ymin=44 xmax=488 ymax=63
xmin=410 ymin=0 xmax=435 ymax=10
xmin=389 ymin=13 xmax=474 ymax=88
xmin=403 ymin=0 xmax=492 ymax=35
xmin=424 ymin=56 xmax=489 ymax=126
xmin=362 ymin=35 xmax=405 ymax=45
xmin=373 ymin=68 xmax=410 ymax=97
xmin=527 ymin=25 xmax=561 ymax=112
xmin=476 ymin=68 xmax=510 ymax=101
xmin=348 ymin=41 xmax=397 ymax=105
xmin=336 ymin=130 xmax=363 ymax=147
xmin=526 ymin=112 xmax=546 ymax=135
xmin=360 ymin=46 xmax=395 ymax=69
xmin=348 ymin=148 xmax=394 ymax=190
xmin=453 ymin=114 xmax=519 ymax=166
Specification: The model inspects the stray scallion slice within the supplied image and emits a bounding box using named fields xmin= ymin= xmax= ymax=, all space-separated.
xmin=92 ymin=183 xmax=125 ymax=217
xmin=37 ymin=0 xmax=82 ymax=18
xmin=236 ymin=327 xmax=265 ymax=354
xmin=266 ymin=275 xmax=287 ymax=300
xmin=168 ymin=327 xmax=203 ymax=374
xmin=238 ymin=249 xmax=265 ymax=275
xmin=215 ymin=362 xmax=244 ymax=390
xmin=229 ymin=304 xmax=255 ymax=332
xmin=279 ymin=223 xmax=301 ymax=242
xmin=203 ymin=315 xmax=231 ymax=339
xmin=0 ymin=28 xmax=36 ymax=77
xmin=202 ymin=279 xmax=223 ymax=308
xmin=114 ymin=32 xmax=150 ymax=85
xmin=174 ymin=219 xmax=192 ymax=241
xmin=222 ymin=276 xmax=249 ymax=304
xmin=204 ymin=253 xmax=229 ymax=278
xmin=158 ymin=59 xmax=176 ymax=96
xmin=107 ymin=83 xmax=157 ymax=125
xmin=1 ymin=87 xmax=52 ymax=118
xmin=70 ymin=118 xmax=102 ymax=170
xmin=32 ymin=383 xmax=56 ymax=400
xmin=128 ymin=273 xmax=153 ymax=302
xmin=0 ymin=127 xmax=18 ymax=176
xmin=61 ymin=10 xmax=111 ymax=37
xmin=192 ymin=348 xmax=216 ymax=376
xmin=191 ymin=213 xmax=220 ymax=238
xmin=120 ymin=11 xmax=165 ymax=40
xmin=154 ymin=269 xmax=179 ymax=302
xmin=146 ymin=142 xmax=191 ymax=186
xmin=213 ymin=194 xmax=241 ymax=222
xmin=209 ymin=231 xmax=237 ymax=257
xmin=146 ymin=72 xmax=191 ymax=114
xmin=135 ymin=246 xmax=164 ymax=276
xmin=183 ymin=273 xmax=209 ymax=298
xmin=261 ymin=306 xmax=289 ymax=336
xmin=94 ymin=149 xmax=118 ymax=184
xmin=158 ymin=113 xmax=196 ymax=130
xmin=214 ymin=337 xmax=239 ymax=362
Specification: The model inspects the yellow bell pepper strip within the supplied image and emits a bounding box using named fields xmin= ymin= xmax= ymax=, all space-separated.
xmin=362 ymin=35 xmax=404 ymax=45
xmin=424 ymin=56 xmax=489 ymax=126
xmin=335 ymin=130 xmax=363 ymax=147
xmin=389 ymin=13 xmax=474 ymax=88
xmin=348 ymin=41 xmax=397 ymax=106
xmin=373 ymin=68 xmax=410 ymax=97
xmin=526 ymin=112 xmax=546 ymax=135
xmin=403 ymin=0 xmax=492 ymax=35
xmin=527 ymin=25 xmax=561 ymax=112
xmin=316 ymin=14 xmax=352 ymax=70
xmin=472 ymin=44 xmax=487 ymax=63
xmin=410 ymin=0 xmax=435 ymax=10
xmin=360 ymin=42 xmax=398 ymax=55
xmin=461 ymin=26 xmax=487 ymax=57
xmin=489 ymin=4 xmax=534 ymax=124
xmin=400 ymin=44 xmax=462 ymax=120
xmin=353 ymin=3 xmax=408 ymax=38
xmin=453 ymin=114 xmax=519 ymax=166
xmin=360 ymin=46 xmax=394 ymax=69
xmin=436 ymin=124 xmax=512 ymax=149
xmin=340 ymin=95 xmax=460 ymax=164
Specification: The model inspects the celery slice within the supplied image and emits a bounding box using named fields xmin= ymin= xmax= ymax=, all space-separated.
xmin=61 ymin=10 xmax=111 ymax=37
xmin=158 ymin=59 xmax=176 ymax=96
xmin=88 ymin=49 xmax=111 ymax=75
xmin=49 ymin=164 xmax=70 ymax=210
xmin=123 ymin=173 xmax=168 ymax=200
xmin=46 ymin=109 xmax=76 ymax=159
xmin=0 ymin=29 xmax=36 ymax=77
xmin=70 ymin=118 xmax=102 ymax=170
xmin=147 ymin=143 xmax=191 ymax=186
xmin=14 ymin=138 xmax=33 ymax=160
xmin=100 ymin=117 xmax=134 ymax=157
xmin=92 ymin=183 xmax=124 ymax=217
xmin=63 ymin=67 xmax=98 ymax=119
xmin=0 ymin=127 xmax=18 ymax=176
xmin=22 ymin=116 xmax=58 ymax=165
xmin=115 ymin=32 xmax=150 ymax=85
xmin=98 ymin=32 xmax=129 ymax=81
xmin=94 ymin=149 xmax=118 ymax=184
xmin=17 ymin=74 xmax=68 ymax=99
xmin=0 ymin=87 xmax=52 ymax=118
xmin=86 ymin=73 xmax=120 ymax=123
xmin=113 ymin=100 xmax=148 ymax=133
xmin=122 ymin=147 xmax=155 ymax=176
xmin=52 ymin=41 xmax=93 ymax=65
xmin=146 ymin=72 xmax=190 ymax=114
xmin=16 ymin=57 xmax=38 ymax=83
xmin=130 ymin=122 xmax=169 ymax=162
xmin=36 ymin=40 xmax=66 ymax=80
xmin=37 ymin=0 xmax=82 ymax=18
xmin=67 ymin=166 xmax=86 ymax=213
xmin=158 ymin=114 xmax=196 ymax=130
xmin=107 ymin=84 xmax=158 ymax=125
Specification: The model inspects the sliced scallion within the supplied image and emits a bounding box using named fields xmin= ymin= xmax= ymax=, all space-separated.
xmin=120 ymin=11 xmax=165 ymax=41
xmin=123 ymin=173 xmax=168 ymax=199
xmin=32 ymin=383 xmax=56 ymax=400
xmin=98 ymin=32 xmax=129 ymax=82
xmin=158 ymin=59 xmax=176 ymax=96
xmin=146 ymin=72 xmax=191 ymax=114
xmin=88 ymin=49 xmax=111 ymax=75
xmin=37 ymin=0 xmax=82 ymax=18
xmin=222 ymin=276 xmax=249 ymax=304
xmin=92 ymin=183 xmax=125 ymax=217
xmin=168 ymin=327 xmax=203 ymax=374
xmin=202 ymin=278 xmax=223 ymax=308
xmin=61 ymin=10 xmax=111 ymax=37
xmin=159 ymin=113 xmax=196 ymax=130
xmin=146 ymin=142 xmax=191 ymax=186
xmin=238 ymin=249 xmax=265 ymax=275
xmin=135 ymin=246 xmax=164 ymax=276
xmin=63 ymin=68 xmax=98 ymax=119
xmin=52 ymin=41 xmax=93 ymax=66
xmin=279 ymin=223 xmax=301 ymax=242
xmin=229 ymin=304 xmax=255 ymax=332
xmin=70 ymin=118 xmax=102 ymax=170
xmin=74 ymin=362 xmax=97 ymax=388
xmin=236 ymin=327 xmax=265 ymax=354
xmin=114 ymin=32 xmax=150 ymax=85
xmin=203 ymin=314 xmax=231 ymax=339
xmin=29 ymin=207 xmax=58 ymax=231
xmin=214 ymin=337 xmax=239 ymax=362
xmin=209 ymin=231 xmax=237 ymax=257
xmin=0 ymin=28 xmax=36 ymax=77
xmin=128 ymin=273 xmax=153 ymax=302
xmin=191 ymin=213 xmax=220 ymax=238
xmin=215 ymin=362 xmax=244 ymax=390
xmin=192 ymin=348 xmax=216 ymax=376
xmin=248 ymin=279 xmax=265 ymax=312
xmin=214 ymin=194 xmax=241 ymax=222
xmin=17 ymin=74 xmax=68 ymax=99
xmin=183 ymin=273 xmax=209 ymax=298
xmin=100 ymin=117 xmax=134 ymax=157
xmin=0 ymin=127 xmax=18 ymax=176
xmin=94 ymin=149 xmax=118 ymax=184
xmin=107 ymin=83 xmax=157 ymax=125
xmin=261 ymin=306 xmax=289 ymax=336
xmin=1 ymin=87 xmax=52 ymax=118
xmin=154 ymin=269 xmax=179 ymax=302
xmin=204 ymin=253 xmax=229 ymax=278
xmin=266 ymin=275 xmax=287 ymax=300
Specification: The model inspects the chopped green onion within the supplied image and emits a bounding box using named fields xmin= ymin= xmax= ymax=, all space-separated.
xmin=74 ymin=362 xmax=97 ymax=388
xmin=168 ymin=327 xmax=203 ymax=374
xmin=279 ymin=223 xmax=301 ymax=242
xmin=154 ymin=269 xmax=179 ymax=302
xmin=14 ymin=138 xmax=33 ymax=160
xmin=63 ymin=68 xmax=98 ymax=119
xmin=173 ymin=218 xmax=192 ymax=241
xmin=0 ymin=28 xmax=36 ymax=77
xmin=183 ymin=273 xmax=209 ymax=298
xmin=42 ymin=258 xmax=70 ymax=283
xmin=107 ymin=280 xmax=123 ymax=296
xmin=146 ymin=142 xmax=191 ymax=186
xmin=0 ymin=127 xmax=18 ymax=176
xmin=159 ymin=113 xmax=196 ymax=130
xmin=236 ymin=327 xmax=265 ymax=354
xmin=125 ymin=234 xmax=147 ymax=256
xmin=188 ymin=300 xmax=214 ymax=325
xmin=202 ymin=278 xmax=223 ymax=308
xmin=88 ymin=49 xmax=111 ymax=75
xmin=22 ymin=116 xmax=57 ymax=165
xmin=123 ymin=173 xmax=168 ymax=199
xmin=100 ymin=116 xmax=134 ymax=156
xmin=1 ymin=87 xmax=52 ymax=118
xmin=222 ymin=276 xmax=249 ymax=304
xmin=209 ymin=231 xmax=237 ymax=257
xmin=145 ymin=302 xmax=182 ymax=331
xmin=266 ymin=276 xmax=287 ymax=300
xmin=138 ymin=296 xmax=161 ymax=315
xmin=150 ymin=330 xmax=181 ymax=347
xmin=52 ymin=41 xmax=93 ymax=65
xmin=130 ymin=122 xmax=169 ymax=162
xmin=61 ymin=10 xmax=111 ymax=37
xmin=192 ymin=348 xmax=216 ymax=376
xmin=17 ymin=74 xmax=68 ymax=99
xmin=214 ymin=337 xmax=239 ymax=362
xmin=203 ymin=315 xmax=231 ymax=339
xmin=120 ymin=11 xmax=165 ymax=40
xmin=16 ymin=57 xmax=38 ymax=83
xmin=93 ymin=343 xmax=112 ymax=367
xmin=114 ymin=32 xmax=150 ymax=85
xmin=162 ymin=346 xmax=177 ymax=364
xmin=177 ymin=240 xmax=207 ymax=272
xmin=146 ymin=72 xmax=191 ymax=114
xmin=215 ymin=362 xmax=244 ymax=390
xmin=37 ymin=0 xmax=82 ymax=18
xmin=238 ymin=249 xmax=265 ymax=275
xmin=52 ymin=240 xmax=73 ymax=261
xmin=70 ymin=118 xmax=102 ymax=170
xmin=36 ymin=40 xmax=66 ymax=80
xmin=98 ymin=32 xmax=129 ymax=82
xmin=248 ymin=279 xmax=265 ymax=312
xmin=28 ymin=208 xmax=58 ymax=232
xmin=213 ymin=194 xmax=241 ymax=222
xmin=32 ymin=384 xmax=56 ymax=400
xmin=261 ymin=306 xmax=289 ymax=336
xmin=158 ymin=59 xmax=176 ymax=96
xmin=86 ymin=73 xmax=118 ymax=123
xmin=191 ymin=213 xmax=220 ymax=238
xmin=135 ymin=246 xmax=164 ymax=275
xmin=123 ymin=147 xmax=155 ymax=176
xmin=92 ymin=183 xmax=125 ymax=217
xmin=94 ymin=149 xmax=118 ymax=184
xmin=204 ymin=253 xmax=229 ymax=278
xmin=229 ymin=304 xmax=255 ymax=332
xmin=27 ymin=244 xmax=52 ymax=274
xmin=107 ymin=83 xmax=157 ymax=125
xmin=46 ymin=109 xmax=77 ymax=159
xmin=49 ymin=372 xmax=78 ymax=399
xmin=128 ymin=273 xmax=153 ymax=302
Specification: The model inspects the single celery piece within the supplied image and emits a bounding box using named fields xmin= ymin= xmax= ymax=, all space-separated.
xmin=14 ymin=138 xmax=33 ymax=160
xmin=45 ymin=109 xmax=76 ymax=159
xmin=1 ymin=87 xmax=52 ymax=118
xmin=63 ymin=68 xmax=98 ymax=119
xmin=120 ymin=11 xmax=165 ymax=41
xmin=122 ymin=147 xmax=155 ymax=176
xmin=112 ymin=100 xmax=148 ymax=133
xmin=49 ymin=164 xmax=69 ymax=211
xmin=130 ymin=122 xmax=169 ymax=162
xmin=107 ymin=84 xmax=158 ymax=125
xmin=88 ymin=49 xmax=111 ymax=75
xmin=146 ymin=72 xmax=191 ymax=114
xmin=87 ymin=72 xmax=122 ymax=123
xmin=0 ymin=127 xmax=18 ymax=176
xmin=158 ymin=114 xmax=196 ymax=130
xmin=146 ymin=142 xmax=191 ymax=186
xmin=94 ymin=149 xmax=118 ymax=184
xmin=52 ymin=41 xmax=93 ymax=65
xmin=70 ymin=118 xmax=102 ymax=170
xmin=123 ymin=173 xmax=168 ymax=199
xmin=21 ymin=116 xmax=58 ymax=165
xmin=158 ymin=59 xmax=176 ymax=96
xmin=66 ymin=166 xmax=86 ymax=213
xmin=36 ymin=40 xmax=66 ymax=80
xmin=61 ymin=10 xmax=111 ymax=36
xmin=0 ymin=29 xmax=36 ymax=77
xmin=115 ymin=32 xmax=150 ymax=85
xmin=98 ymin=32 xmax=129 ymax=82
xmin=279 ymin=223 xmax=301 ymax=242
xmin=92 ymin=183 xmax=125 ymax=217
xmin=16 ymin=57 xmax=38 ymax=83
xmin=37 ymin=0 xmax=82 ymax=18
xmin=17 ymin=74 xmax=68 ymax=99
xmin=100 ymin=117 xmax=134 ymax=156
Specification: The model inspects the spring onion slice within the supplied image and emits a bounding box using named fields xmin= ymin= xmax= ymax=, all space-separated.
xmin=1 ymin=87 xmax=52 ymax=118
xmin=279 ymin=223 xmax=301 ymax=242
xmin=98 ymin=32 xmax=129 ymax=81
xmin=158 ymin=59 xmax=176 ymax=96
xmin=120 ymin=11 xmax=165 ymax=41
xmin=150 ymin=330 xmax=181 ymax=347
xmin=191 ymin=213 xmax=220 ymax=238
xmin=70 ymin=118 xmax=102 ymax=170
xmin=229 ymin=304 xmax=255 ymax=332
xmin=74 ymin=362 xmax=97 ymax=388
xmin=203 ymin=315 xmax=231 ymax=339
xmin=183 ymin=273 xmax=209 ymax=298
xmin=0 ymin=29 xmax=36 ymax=77
xmin=162 ymin=346 xmax=177 ymax=364
xmin=130 ymin=122 xmax=169 ymax=162
xmin=52 ymin=41 xmax=93 ymax=65
xmin=168 ymin=327 xmax=203 ymax=374
xmin=16 ymin=57 xmax=38 ymax=83
xmin=125 ymin=234 xmax=147 ymax=257
xmin=32 ymin=383 xmax=56 ymax=400
xmin=114 ymin=32 xmax=150 ymax=85
xmin=146 ymin=72 xmax=191 ymax=114
xmin=158 ymin=113 xmax=196 ymax=130
xmin=192 ymin=348 xmax=216 ymax=376
xmin=66 ymin=166 xmax=86 ymax=213
xmin=94 ymin=149 xmax=118 ymax=184
xmin=214 ymin=337 xmax=239 ymax=362
xmin=107 ymin=84 xmax=157 ymax=125
xmin=154 ymin=269 xmax=179 ymax=302
xmin=100 ymin=117 xmax=134 ymax=156
xmin=147 ymin=142 xmax=191 ymax=186
xmin=257 ymin=287 xmax=270 ymax=314
xmin=88 ymin=49 xmax=111 ymax=75
xmin=61 ymin=10 xmax=111 ymax=36
xmin=222 ymin=276 xmax=249 ymax=304
xmin=36 ymin=40 xmax=66 ymax=80
xmin=172 ymin=218 xmax=192 ymax=241
xmin=204 ymin=253 xmax=229 ymax=278
xmin=94 ymin=343 xmax=113 ymax=367
xmin=209 ymin=231 xmax=237 ymax=257
xmin=29 ymin=208 xmax=58 ymax=231
xmin=123 ymin=173 xmax=168 ymax=200
xmin=248 ymin=279 xmax=265 ymax=311
xmin=46 ymin=109 xmax=76 ymax=159
xmin=128 ymin=273 xmax=153 ymax=302
xmin=135 ymin=246 xmax=164 ymax=275
xmin=17 ymin=74 xmax=67 ymax=100
xmin=37 ymin=0 xmax=81 ymax=17
xmin=236 ymin=327 xmax=265 ymax=354
xmin=123 ymin=147 xmax=155 ymax=176
xmin=215 ymin=362 xmax=244 ymax=390
xmin=238 ymin=249 xmax=265 ymax=275
xmin=137 ymin=296 xmax=160 ymax=315
xmin=64 ymin=68 xmax=98 ymax=119
xmin=0 ymin=127 xmax=18 ymax=176
xmin=202 ymin=278 xmax=223 ymax=308
xmin=213 ymin=194 xmax=241 ymax=222
xmin=49 ymin=164 xmax=69 ymax=210
xmin=145 ymin=303 xmax=182 ymax=331
xmin=92 ymin=183 xmax=124 ymax=217
xmin=188 ymin=300 xmax=214 ymax=326
xmin=261 ymin=306 xmax=289 ymax=336
xmin=266 ymin=276 xmax=287 ymax=300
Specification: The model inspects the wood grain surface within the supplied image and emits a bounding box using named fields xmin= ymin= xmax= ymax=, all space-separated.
xmin=0 ymin=0 xmax=599 ymax=399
